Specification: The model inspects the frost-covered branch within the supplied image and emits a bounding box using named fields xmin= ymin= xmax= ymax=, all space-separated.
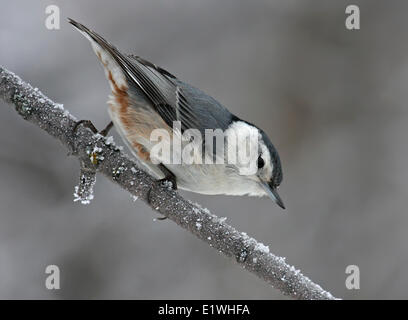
xmin=0 ymin=66 xmax=338 ymax=300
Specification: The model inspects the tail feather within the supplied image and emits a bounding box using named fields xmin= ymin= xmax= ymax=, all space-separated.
xmin=68 ymin=18 xmax=198 ymax=132
xmin=68 ymin=18 xmax=129 ymax=91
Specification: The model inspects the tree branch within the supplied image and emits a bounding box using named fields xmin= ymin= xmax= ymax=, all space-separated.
xmin=0 ymin=66 xmax=338 ymax=300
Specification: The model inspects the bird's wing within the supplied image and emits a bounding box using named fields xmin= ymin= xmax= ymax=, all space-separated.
xmin=127 ymin=55 xmax=201 ymax=132
xmin=68 ymin=18 xmax=199 ymax=132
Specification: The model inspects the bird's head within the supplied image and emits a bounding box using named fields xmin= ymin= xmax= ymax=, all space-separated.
xmin=225 ymin=119 xmax=285 ymax=209
xmin=255 ymin=129 xmax=285 ymax=209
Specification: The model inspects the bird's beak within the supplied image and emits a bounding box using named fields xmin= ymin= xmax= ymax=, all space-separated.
xmin=261 ymin=181 xmax=286 ymax=210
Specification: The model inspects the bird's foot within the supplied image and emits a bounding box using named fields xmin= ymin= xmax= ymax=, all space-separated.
xmin=157 ymin=164 xmax=178 ymax=191
xmin=73 ymin=120 xmax=113 ymax=137
xmin=157 ymin=175 xmax=178 ymax=191
xmin=147 ymin=167 xmax=178 ymax=221
xmin=147 ymin=174 xmax=178 ymax=203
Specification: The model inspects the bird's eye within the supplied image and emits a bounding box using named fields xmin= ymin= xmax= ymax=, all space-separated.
xmin=257 ymin=156 xmax=265 ymax=169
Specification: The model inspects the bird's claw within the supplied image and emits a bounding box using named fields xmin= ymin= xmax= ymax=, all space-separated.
xmin=147 ymin=175 xmax=177 ymax=221
xmin=73 ymin=120 xmax=98 ymax=134
xmin=157 ymin=175 xmax=178 ymax=191
xmin=73 ymin=120 xmax=113 ymax=137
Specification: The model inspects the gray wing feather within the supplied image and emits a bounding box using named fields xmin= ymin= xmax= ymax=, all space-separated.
xmin=128 ymin=56 xmax=201 ymax=131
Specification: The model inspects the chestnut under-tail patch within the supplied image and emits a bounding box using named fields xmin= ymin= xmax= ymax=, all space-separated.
xmin=132 ymin=142 xmax=151 ymax=161
xmin=108 ymin=70 xmax=129 ymax=114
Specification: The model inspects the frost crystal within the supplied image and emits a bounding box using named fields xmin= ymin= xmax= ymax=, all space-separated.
xmin=54 ymin=103 xmax=64 ymax=110
xmin=93 ymin=146 xmax=102 ymax=153
xmin=161 ymin=180 xmax=173 ymax=190
xmin=89 ymin=146 xmax=104 ymax=165
xmin=105 ymin=136 xmax=114 ymax=145
xmin=112 ymin=166 xmax=125 ymax=179
xmin=73 ymin=172 xmax=96 ymax=205
xmin=238 ymin=250 xmax=248 ymax=262
xmin=187 ymin=200 xmax=211 ymax=215
xmin=255 ymin=242 xmax=270 ymax=254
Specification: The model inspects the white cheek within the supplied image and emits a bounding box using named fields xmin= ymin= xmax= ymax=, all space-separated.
xmin=225 ymin=121 xmax=260 ymax=176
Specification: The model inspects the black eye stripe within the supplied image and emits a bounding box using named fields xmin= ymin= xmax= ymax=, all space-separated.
xmin=257 ymin=156 xmax=265 ymax=169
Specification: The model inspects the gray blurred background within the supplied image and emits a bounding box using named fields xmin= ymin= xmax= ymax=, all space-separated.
xmin=0 ymin=0 xmax=406 ymax=299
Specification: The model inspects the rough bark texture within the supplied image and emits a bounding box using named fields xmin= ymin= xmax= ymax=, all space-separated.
xmin=0 ymin=66 xmax=338 ymax=300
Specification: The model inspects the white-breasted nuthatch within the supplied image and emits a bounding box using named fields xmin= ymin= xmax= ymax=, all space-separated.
xmin=69 ymin=19 xmax=285 ymax=209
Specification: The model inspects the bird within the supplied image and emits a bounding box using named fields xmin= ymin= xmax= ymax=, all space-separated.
xmin=68 ymin=18 xmax=285 ymax=209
